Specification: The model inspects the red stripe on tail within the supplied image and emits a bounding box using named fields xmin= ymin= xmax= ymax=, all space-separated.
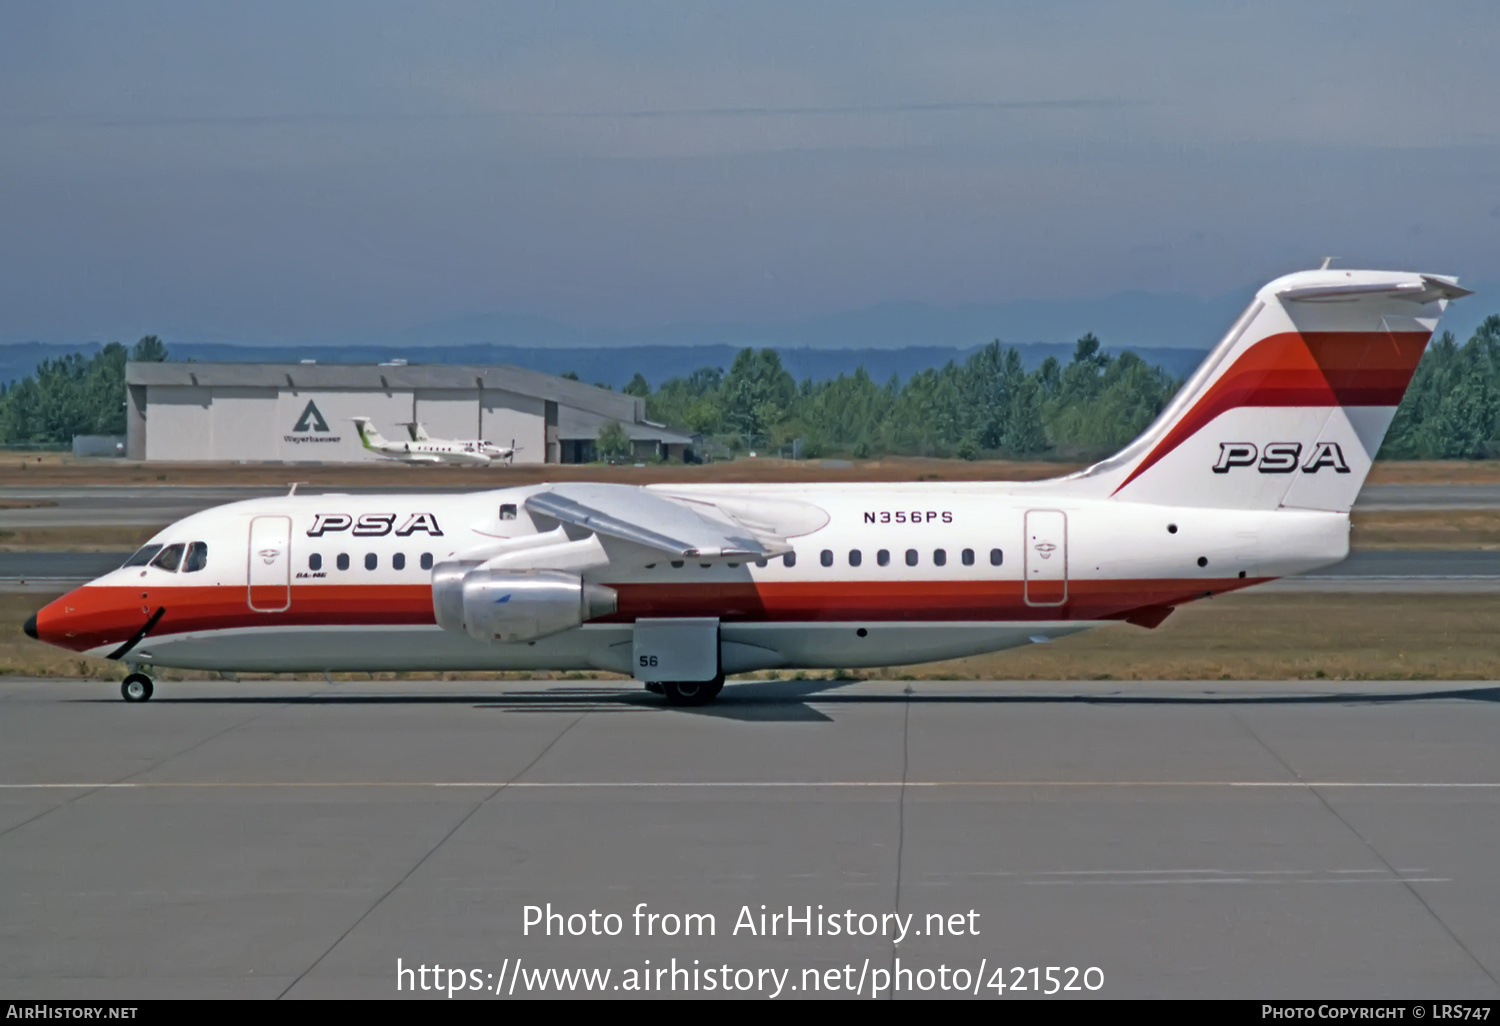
xmin=1111 ymin=330 xmax=1428 ymax=495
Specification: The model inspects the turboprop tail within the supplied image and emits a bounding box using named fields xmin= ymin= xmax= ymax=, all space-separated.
xmin=1061 ymin=269 xmax=1470 ymax=512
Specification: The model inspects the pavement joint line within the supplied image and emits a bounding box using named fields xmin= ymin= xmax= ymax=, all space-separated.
xmin=1232 ymin=710 xmax=1500 ymax=990
xmin=277 ymin=713 xmax=586 ymax=999
xmin=4 ymin=780 xmax=1500 ymax=789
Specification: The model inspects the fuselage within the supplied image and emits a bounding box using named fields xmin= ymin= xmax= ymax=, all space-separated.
xmin=29 ymin=481 xmax=1348 ymax=676
xmin=378 ymin=439 xmax=513 ymax=464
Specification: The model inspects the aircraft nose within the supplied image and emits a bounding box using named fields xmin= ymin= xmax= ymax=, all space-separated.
xmin=23 ymin=613 xmax=39 ymax=640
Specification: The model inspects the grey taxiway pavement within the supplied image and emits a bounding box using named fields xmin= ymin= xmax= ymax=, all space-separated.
xmin=2 ymin=676 xmax=1498 ymax=999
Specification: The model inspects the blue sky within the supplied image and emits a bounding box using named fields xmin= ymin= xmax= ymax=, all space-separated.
xmin=3 ymin=1 xmax=1498 ymax=345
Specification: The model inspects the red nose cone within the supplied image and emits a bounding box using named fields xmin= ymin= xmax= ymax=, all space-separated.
xmin=29 ymin=587 xmax=143 ymax=654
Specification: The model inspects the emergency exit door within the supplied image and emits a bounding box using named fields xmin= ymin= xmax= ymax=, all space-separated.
xmin=1024 ymin=510 xmax=1068 ymax=607
xmin=248 ymin=515 xmax=292 ymax=612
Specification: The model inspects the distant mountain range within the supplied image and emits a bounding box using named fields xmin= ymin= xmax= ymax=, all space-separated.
xmin=386 ymin=288 xmax=1260 ymax=352
xmin=0 ymin=340 xmax=1214 ymax=393
xmin=4 ymin=279 xmax=1492 ymax=390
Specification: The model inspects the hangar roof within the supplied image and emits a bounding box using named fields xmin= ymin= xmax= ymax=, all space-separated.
xmin=125 ymin=361 xmax=644 ymax=423
xmin=557 ymin=406 xmax=696 ymax=445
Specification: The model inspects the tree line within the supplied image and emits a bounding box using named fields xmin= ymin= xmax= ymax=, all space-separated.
xmin=0 ymin=336 xmax=167 ymax=445
xmin=633 ymin=335 xmax=1178 ymax=460
xmin=628 ymin=315 xmax=1500 ymax=462
xmin=5 ymin=319 xmax=1500 ymax=460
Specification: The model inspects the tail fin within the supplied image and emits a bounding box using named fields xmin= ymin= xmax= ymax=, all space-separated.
xmin=1062 ymin=269 xmax=1469 ymax=512
xmin=350 ymin=417 xmax=387 ymax=450
xmin=400 ymin=422 xmax=431 ymax=442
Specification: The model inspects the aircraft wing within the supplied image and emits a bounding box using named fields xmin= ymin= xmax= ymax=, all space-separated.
xmin=524 ymin=483 xmax=825 ymax=560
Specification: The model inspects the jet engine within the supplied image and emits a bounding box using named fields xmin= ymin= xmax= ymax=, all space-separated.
xmin=431 ymin=561 xmax=617 ymax=643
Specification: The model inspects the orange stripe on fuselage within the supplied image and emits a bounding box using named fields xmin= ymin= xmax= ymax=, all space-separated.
xmin=32 ymin=577 xmax=1264 ymax=653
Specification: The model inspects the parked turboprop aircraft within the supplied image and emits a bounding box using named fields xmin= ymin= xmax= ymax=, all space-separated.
xmin=25 ymin=268 xmax=1469 ymax=705
xmin=352 ymin=417 xmax=518 ymax=465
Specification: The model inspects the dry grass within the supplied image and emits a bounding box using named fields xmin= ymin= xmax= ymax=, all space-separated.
xmin=6 ymin=590 xmax=1499 ymax=683
xmin=898 ymin=592 xmax=1500 ymax=681
xmin=1350 ymin=510 xmax=1500 ymax=550
xmin=1364 ymin=460 xmax=1500 ymax=485
xmin=0 ymin=526 xmax=159 ymax=551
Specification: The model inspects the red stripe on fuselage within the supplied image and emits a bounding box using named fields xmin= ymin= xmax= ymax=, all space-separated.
xmin=33 ymin=578 xmax=1264 ymax=653
xmin=1113 ymin=330 xmax=1429 ymax=494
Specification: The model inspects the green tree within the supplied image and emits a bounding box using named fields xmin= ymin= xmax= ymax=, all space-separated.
xmin=1003 ymin=377 xmax=1048 ymax=456
xmin=130 ymin=335 xmax=169 ymax=362
xmin=623 ymin=372 xmax=651 ymax=398
xmin=596 ymin=420 xmax=632 ymax=461
xmin=720 ymin=348 xmax=795 ymax=448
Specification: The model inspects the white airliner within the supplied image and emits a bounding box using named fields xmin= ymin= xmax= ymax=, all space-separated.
xmin=26 ymin=268 xmax=1469 ymax=705
xmin=351 ymin=417 xmax=518 ymax=465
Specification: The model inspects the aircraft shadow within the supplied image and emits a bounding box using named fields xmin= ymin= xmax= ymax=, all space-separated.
xmin=80 ymin=678 xmax=1500 ymax=723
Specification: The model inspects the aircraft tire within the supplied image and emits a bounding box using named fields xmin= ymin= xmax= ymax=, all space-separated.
xmin=661 ymin=677 xmax=724 ymax=706
xmin=121 ymin=673 xmax=154 ymax=703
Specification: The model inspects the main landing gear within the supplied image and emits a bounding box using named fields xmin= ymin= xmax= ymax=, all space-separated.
xmin=121 ymin=672 xmax=155 ymax=703
xmin=649 ymin=676 xmax=725 ymax=707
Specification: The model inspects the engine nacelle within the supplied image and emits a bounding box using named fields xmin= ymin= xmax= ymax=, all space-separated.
xmin=452 ymin=568 xmax=617 ymax=643
xmin=431 ymin=560 xmax=483 ymax=635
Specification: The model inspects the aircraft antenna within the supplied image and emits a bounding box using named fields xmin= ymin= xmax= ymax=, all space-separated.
xmin=1319 ymin=256 xmax=1337 ymax=270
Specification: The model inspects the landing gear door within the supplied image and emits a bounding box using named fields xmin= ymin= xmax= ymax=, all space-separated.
xmin=632 ymin=618 xmax=720 ymax=683
xmin=1024 ymin=509 xmax=1067 ymax=607
xmin=248 ymin=515 xmax=292 ymax=613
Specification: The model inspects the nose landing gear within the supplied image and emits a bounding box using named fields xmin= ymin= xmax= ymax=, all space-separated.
xmin=121 ymin=672 xmax=155 ymax=703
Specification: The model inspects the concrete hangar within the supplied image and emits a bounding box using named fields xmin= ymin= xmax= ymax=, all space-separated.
xmin=123 ymin=361 xmax=695 ymax=464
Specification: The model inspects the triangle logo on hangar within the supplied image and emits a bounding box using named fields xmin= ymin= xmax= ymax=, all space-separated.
xmin=293 ymin=401 xmax=331 ymax=433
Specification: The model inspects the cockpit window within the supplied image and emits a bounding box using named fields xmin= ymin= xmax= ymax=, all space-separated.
xmin=182 ymin=541 xmax=208 ymax=573
xmin=123 ymin=544 xmax=164 ymax=568
xmin=150 ymin=543 xmax=186 ymax=572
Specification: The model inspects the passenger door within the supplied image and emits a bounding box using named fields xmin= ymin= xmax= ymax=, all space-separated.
xmin=248 ymin=515 xmax=292 ymax=612
xmin=1024 ymin=510 xmax=1068 ymax=607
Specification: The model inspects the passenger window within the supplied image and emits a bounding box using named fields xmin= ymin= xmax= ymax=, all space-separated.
xmin=671 ymin=560 xmax=685 ymax=569
xmin=337 ymin=553 xmax=350 ymax=571
xmin=183 ymin=542 xmax=208 ymax=573
xmin=123 ymin=544 xmax=164 ymax=568
xmin=820 ymin=549 xmax=833 ymax=567
xmin=905 ymin=549 xmax=918 ymax=567
xmin=848 ymin=549 xmax=862 ymax=567
xmin=309 ymin=553 xmax=322 ymax=571
xmin=150 ymin=544 xmax=186 ymax=572
xmin=933 ymin=549 xmax=946 ymax=567
xmin=365 ymin=553 xmax=378 ymax=571
xmin=877 ymin=549 xmax=890 ymax=567
xmin=420 ymin=553 xmax=433 ymax=571
xmin=392 ymin=552 xmax=406 ymax=571
xmin=990 ymin=548 xmax=1003 ymax=566
xmin=500 ymin=504 xmax=517 ymax=520
xmin=784 ymin=552 xmax=797 ymax=568
xmin=962 ymin=548 xmax=975 ymax=566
